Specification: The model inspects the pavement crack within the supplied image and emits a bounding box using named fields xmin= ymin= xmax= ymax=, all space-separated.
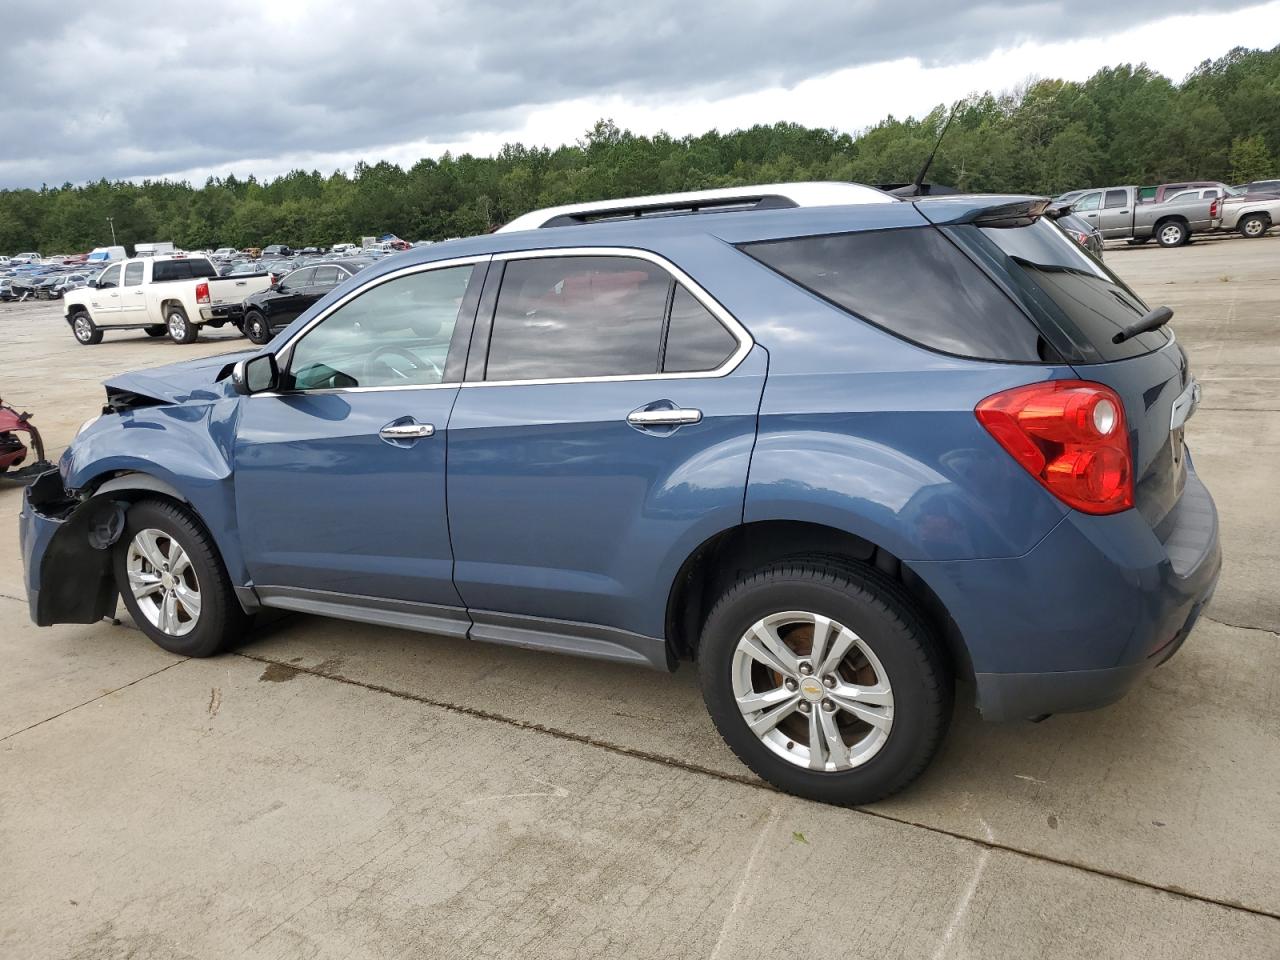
xmin=235 ymin=651 xmax=1280 ymax=925
xmin=1203 ymin=615 xmax=1279 ymax=637
xmin=0 ymin=658 xmax=190 ymax=744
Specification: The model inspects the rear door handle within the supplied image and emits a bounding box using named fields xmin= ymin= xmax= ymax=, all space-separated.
xmin=627 ymin=407 xmax=702 ymax=427
xmin=379 ymin=423 xmax=435 ymax=440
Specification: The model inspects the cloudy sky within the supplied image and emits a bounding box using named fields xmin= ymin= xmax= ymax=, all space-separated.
xmin=2 ymin=0 xmax=1278 ymax=189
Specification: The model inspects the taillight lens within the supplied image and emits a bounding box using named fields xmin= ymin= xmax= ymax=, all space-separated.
xmin=195 ymin=281 xmax=210 ymax=304
xmin=976 ymin=380 xmax=1133 ymax=514
xmin=1210 ymin=199 xmax=1219 ymax=218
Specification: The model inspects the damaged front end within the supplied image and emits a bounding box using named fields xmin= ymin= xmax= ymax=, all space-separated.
xmin=20 ymin=467 xmax=129 ymax=626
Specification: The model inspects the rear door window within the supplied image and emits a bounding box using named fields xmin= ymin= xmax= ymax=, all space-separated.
xmin=1104 ymin=190 xmax=1128 ymax=209
xmin=485 ymin=256 xmax=671 ymax=380
xmin=741 ymin=228 xmax=1050 ymax=362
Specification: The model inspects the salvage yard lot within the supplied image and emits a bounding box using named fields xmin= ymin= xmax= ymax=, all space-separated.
xmin=2 ymin=237 xmax=1279 ymax=958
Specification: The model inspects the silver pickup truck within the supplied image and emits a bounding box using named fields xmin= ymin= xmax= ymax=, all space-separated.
xmin=1061 ymin=185 xmax=1219 ymax=247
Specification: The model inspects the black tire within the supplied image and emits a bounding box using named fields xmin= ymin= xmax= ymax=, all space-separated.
xmin=1238 ymin=214 xmax=1269 ymax=239
xmin=111 ymin=499 xmax=251 ymax=657
xmin=243 ymin=310 xmax=272 ymax=345
xmin=70 ymin=310 xmax=103 ymax=345
xmin=166 ymin=305 xmax=198 ymax=343
xmin=1126 ymin=237 xmax=1150 ymax=246
xmin=144 ymin=325 xmax=167 ymax=338
xmin=698 ymin=559 xmax=952 ymax=806
xmin=1155 ymin=220 xmax=1188 ymax=248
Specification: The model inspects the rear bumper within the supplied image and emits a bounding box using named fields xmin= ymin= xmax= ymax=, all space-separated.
xmin=199 ymin=304 xmax=244 ymax=323
xmin=909 ymin=464 xmax=1220 ymax=721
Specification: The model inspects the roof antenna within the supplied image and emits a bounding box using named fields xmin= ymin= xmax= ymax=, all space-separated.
xmin=895 ymin=103 xmax=957 ymax=198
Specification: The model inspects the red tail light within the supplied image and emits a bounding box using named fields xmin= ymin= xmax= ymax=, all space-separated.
xmin=976 ymin=380 xmax=1133 ymax=514
xmin=195 ymin=281 xmax=210 ymax=304
xmin=1210 ymin=199 xmax=1219 ymax=218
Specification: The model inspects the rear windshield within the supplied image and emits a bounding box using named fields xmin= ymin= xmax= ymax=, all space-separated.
xmin=151 ymin=258 xmax=219 ymax=282
xmin=960 ymin=219 xmax=1170 ymax=362
xmin=740 ymin=227 xmax=1052 ymax=362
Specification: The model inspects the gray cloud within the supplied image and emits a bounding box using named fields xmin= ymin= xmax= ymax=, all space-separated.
xmin=0 ymin=0 xmax=1255 ymax=187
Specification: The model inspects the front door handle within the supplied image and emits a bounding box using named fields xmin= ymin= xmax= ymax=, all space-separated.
xmin=627 ymin=407 xmax=702 ymax=427
xmin=379 ymin=423 xmax=435 ymax=440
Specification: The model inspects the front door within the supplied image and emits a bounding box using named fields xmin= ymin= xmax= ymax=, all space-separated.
xmin=89 ymin=263 xmax=122 ymax=319
xmin=119 ymin=260 xmax=148 ymax=320
xmin=446 ymin=251 xmax=766 ymax=655
xmin=233 ymin=258 xmax=486 ymax=624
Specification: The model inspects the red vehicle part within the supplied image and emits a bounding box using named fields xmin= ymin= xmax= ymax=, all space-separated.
xmin=0 ymin=397 xmax=49 ymax=481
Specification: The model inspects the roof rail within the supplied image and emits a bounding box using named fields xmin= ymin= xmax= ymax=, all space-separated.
xmin=496 ymin=181 xmax=896 ymax=233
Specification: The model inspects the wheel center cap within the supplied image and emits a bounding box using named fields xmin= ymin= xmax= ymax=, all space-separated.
xmin=799 ymin=677 xmax=824 ymax=701
xmin=161 ymin=572 xmax=175 ymax=589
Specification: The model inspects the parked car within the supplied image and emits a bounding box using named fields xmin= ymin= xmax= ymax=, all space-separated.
xmin=212 ymin=247 xmax=238 ymax=259
xmin=61 ymin=254 xmax=273 ymax=344
xmin=10 ymin=252 xmax=41 ymax=265
xmin=1237 ymin=179 xmax=1280 ymax=196
xmin=238 ymin=258 xmax=373 ymax=343
xmin=33 ymin=276 xmax=63 ymax=299
xmin=0 ymin=278 xmax=14 ymax=301
xmin=1054 ymin=211 xmax=1104 ymax=257
xmin=330 ymin=242 xmax=359 ymax=257
xmin=51 ymin=273 xmax=91 ymax=299
xmin=20 ymin=183 xmax=1218 ymax=806
xmin=1066 ymin=185 xmax=1219 ymax=246
xmin=262 ymin=244 xmax=294 ymax=258
xmin=1148 ymin=181 xmax=1227 ymax=204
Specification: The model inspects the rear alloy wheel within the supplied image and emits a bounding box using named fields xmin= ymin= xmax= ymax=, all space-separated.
xmin=1238 ymin=214 xmax=1269 ymax=239
xmin=71 ymin=310 xmax=103 ymax=345
xmin=167 ymin=306 xmax=198 ymax=344
xmin=243 ymin=310 xmax=272 ymax=345
xmin=699 ymin=560 xmax=951 ymax=805
xmin=1157 ymin=221 xmax=1188 ymax=248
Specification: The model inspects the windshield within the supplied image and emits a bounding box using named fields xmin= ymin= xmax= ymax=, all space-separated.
xmin=965 ymin=218 xmax=1171 ymax=363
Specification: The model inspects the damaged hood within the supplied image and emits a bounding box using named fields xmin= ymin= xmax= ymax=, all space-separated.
xmin=103 ymin=350 xmax=257 ymax=408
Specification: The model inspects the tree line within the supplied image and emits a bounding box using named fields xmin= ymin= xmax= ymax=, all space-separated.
xmin=2 ymin=45 xmax=1277 ymax=255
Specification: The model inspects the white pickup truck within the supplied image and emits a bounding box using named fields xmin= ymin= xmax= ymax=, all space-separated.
xmin=62 ymin=254 xmax=271 ymax=345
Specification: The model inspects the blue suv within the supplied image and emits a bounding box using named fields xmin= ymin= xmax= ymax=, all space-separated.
xmin=20 ymin=183 xmax=1220 ymax=804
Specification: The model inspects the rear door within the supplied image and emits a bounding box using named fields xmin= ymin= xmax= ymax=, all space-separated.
xmin=446 ymin=249 xmax=764 ymax=661
xmin=233 ymin=257 xmax=487 ymax=624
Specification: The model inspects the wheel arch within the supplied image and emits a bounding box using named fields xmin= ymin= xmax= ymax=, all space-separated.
xmin=663 ymin=519 xmax=971 ymax=681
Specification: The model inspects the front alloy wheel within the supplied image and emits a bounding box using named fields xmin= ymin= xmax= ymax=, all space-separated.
xmin=733 ymin=611 xmax=893 ymax=772
xmin=126 ymin=528 xmax=201 ymax=637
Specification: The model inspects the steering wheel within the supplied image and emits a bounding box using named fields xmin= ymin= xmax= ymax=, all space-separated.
xmin=363 ymin=345 xmax=442 ymax=385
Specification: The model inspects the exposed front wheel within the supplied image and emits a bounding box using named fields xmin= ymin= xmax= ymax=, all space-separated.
xmin=1238 ymin=214 xmax=1269 ymax=238
xmin=1156 ymin=221 xmax=1188 ymax=248
xmin=166 ymin=307 xmax=198 ymax=343
xmin=71 ymin=310 xmax=103 ymax=345
xmin=698 ymin=560 xmax=952 ymax=805
xmin=112 ymin=499 xmax=250 ymax=657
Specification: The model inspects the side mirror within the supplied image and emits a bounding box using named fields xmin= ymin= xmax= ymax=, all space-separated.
xmin=231 ymin=354 xmax=279 ymax=395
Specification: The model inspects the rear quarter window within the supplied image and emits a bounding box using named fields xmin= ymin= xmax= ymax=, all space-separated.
xmin=740 ymin=227 xmax=1051 ymax=362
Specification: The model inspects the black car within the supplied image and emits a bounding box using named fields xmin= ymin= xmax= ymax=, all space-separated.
xmin=1056 ymin=211 xmax=1105 ymax=258
xmin=239 ymin=258 xmax=373 ymax=343
xmin=261 ymin=244 xmax=294 ymax=258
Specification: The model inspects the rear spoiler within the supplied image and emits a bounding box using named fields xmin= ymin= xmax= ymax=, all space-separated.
xmin=913 ymin=196 xmax=1052 ymax=228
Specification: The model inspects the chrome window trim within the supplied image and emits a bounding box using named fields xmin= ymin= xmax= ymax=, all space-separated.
xmin=468 ymin=246 xmax=753 ymax=388
xmin=250 ymin=246 xmax=753 ymax=399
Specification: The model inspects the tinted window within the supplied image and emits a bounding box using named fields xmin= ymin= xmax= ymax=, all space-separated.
xmin=486 ymin=256 xmax=671 ymax=381
xmin=741 ymin=227 xmax=1047 ymax=362
xmin=123 ymin=262 xmax=144 ymax=286
xmin=1073 ymin=192 xmax=1101 ymax=212
xmin=313 ymin=266 xmax=341 ymax=288
xmin=287 ymin=265 xmax=473 ymax=391
xmin=98 ymin=265 xmax=121 ymax=288
xmin=282 ymin=268 xmax=315 ymax=289
xmin=975 ymin=218 xmax=1170 ymax=362
xmin=152 ymin=259 xmax=218 ymax=282
xmin=1104 ymin=189 xmax=1128 ymax=209
xmin=663 ymin=286 xmax=737 ymax=372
